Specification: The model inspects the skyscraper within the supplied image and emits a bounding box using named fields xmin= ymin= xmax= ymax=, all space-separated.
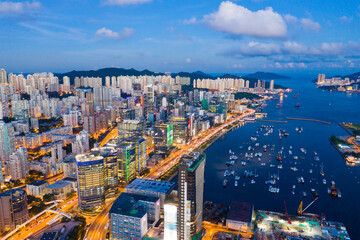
xmin=123 ymin=136 xmax=147 ymax=174
xmin=0 ymin=121 xmax=15 ymax=180
xmin=117 ymin=142 xmax=136 ymax=183
xmin=90 ymin=147 xmax=119 ymax=198
xmin=76 ymin=154 xmax=105 ymax=210
xmin=178 ymin=152 xmax=206 ymax=239
xmin=269 ymin=80 xmax=274 ymax=91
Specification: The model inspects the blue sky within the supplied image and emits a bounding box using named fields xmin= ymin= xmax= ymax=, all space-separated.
xmin=1 ymin=0 xmax=360 ymax=75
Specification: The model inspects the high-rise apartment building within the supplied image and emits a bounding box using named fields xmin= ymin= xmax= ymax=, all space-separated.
xmin=178 ymin=152 xmax=206 ymax=239
xmin=76 ymin=154 xmax=105 ymax=210
xmin=9 ymin=147 xmax=29 ymax=180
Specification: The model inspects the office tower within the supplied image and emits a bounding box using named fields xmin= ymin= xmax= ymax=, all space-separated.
xmin=269 ymin=80 xmax=274 ymax=91
xmin=9 ymin=147 xmax=29 ymax=180
xmin=169 ymin=116 xmax=188 ymax=145
xmin=123 ymin=136 xmax=147 ymax=173
xmin=117 ymin=142 xmax=136 ymax=183
xmin=91 ymin=147 xmax=119 ymax=198
xmin=178 ymin=152 xmax=206 ymax=239
xmin=109 ymin=193 xmax=160 ymax=240
xmin=0 ymin=189 xmax=28 ymax=231
xmin=117 ymin=119 xmax=145 ymax=139
xmin=0 ymin=69 xmax=7 ymax=84
xmin=76 ymin=154 xmax=105 ymax=210
xmin=153 ymin=123 xmax=173 ymax=153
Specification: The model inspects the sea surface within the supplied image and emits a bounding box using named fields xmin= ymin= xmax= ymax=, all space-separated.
xmin=203 ymin=75 xmax=360 ymax=238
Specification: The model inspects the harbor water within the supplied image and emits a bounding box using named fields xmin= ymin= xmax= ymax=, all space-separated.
xmin=204 ymin=75 xmax=360 ymax=238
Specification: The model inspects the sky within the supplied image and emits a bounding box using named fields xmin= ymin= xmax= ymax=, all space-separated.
xmin=1 ymin=0 xmax=360 ymax=75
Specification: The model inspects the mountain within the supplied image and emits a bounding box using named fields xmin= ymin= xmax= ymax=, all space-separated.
xmin=245 ymin=71 xmax=290 ymax=79
xmin=55 ymin=67 xmax=162 ymax=84
xmin=54 ymin=67 xmax=285 ymax=89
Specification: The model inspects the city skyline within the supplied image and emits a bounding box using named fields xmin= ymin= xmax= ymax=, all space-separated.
xmin=1 ymin=0 xmax=360 ymax=74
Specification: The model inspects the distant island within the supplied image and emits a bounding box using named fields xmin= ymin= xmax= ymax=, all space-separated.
xmin=244 ymin=71 xmax=290 ymax=79
xmin=55 ymin=67 xmax=286 ymax=89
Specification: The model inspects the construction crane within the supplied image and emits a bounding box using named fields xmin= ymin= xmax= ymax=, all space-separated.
xmin=284 ymin=200 xmax=291 ymax=224
xmin=297 ymin=197 xmax=318 ymax=215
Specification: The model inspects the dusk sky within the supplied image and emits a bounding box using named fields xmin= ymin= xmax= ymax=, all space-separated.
xmin=1 ymin=0 xmax=360 ymax=75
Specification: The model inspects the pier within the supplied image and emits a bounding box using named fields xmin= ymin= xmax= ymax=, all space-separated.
xmin=285 ymin=117 xmax=331 ymax=125
xmin=256 ymin=119 xmax=288 ymax=123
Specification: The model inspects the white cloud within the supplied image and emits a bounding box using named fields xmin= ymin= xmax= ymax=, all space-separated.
xmin=0 ymin=1 xmax=41 ymax=15
xmin=183 ymin=17 xmax=197 ymax=24
xmin=301 ymin=18 xmax=321 ymax=32
xmin=339 ymin=16 xmax=353 ymax=22
xmin=284 ymin=14 xmax=297 ymax=23
xmin=185 ymin=58 xmax=191 ymax=63
xmin=271 ymin=62 xmax=307 ymax=69
xmin=95 ymin=27 xmax=135 ymax=40
xmin=223 ymin=41 xmax=360 ymax=58
xmin=203 ymin=1 xmax=287 ymax=38
xmin=284 ymin=14 xmax=321 ymax=32
xmin=103 ymin=0 xmax=151 ymax=6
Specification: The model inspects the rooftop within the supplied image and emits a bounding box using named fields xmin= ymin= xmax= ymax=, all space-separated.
xmin=227 ymin=201 xmax=253 ymax=223
xmin=45 ymin=179 xmax=72 ymax=189
xmin=126 ymin=178 xmax=175 ymax=194
xmin=27 ymin=180 xmax=48 ymax=187
xmin=110 ymin=193 xmax=159 ymax=218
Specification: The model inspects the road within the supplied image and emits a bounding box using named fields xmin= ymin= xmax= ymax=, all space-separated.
xmin=202 ymin=221 xmax=253 ymax=240
xmin=5 ymin=197 xmax=78 ymax=240
xmin=84 ymin=201 xmax=114 ymax=240
xmin=82 ymin=110 xmax=254 ymax=240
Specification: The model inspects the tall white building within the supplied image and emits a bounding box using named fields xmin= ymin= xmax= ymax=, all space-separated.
xmin=0 ymin=69 xmax=7 ymax=84
xmin=9 ymin=147 xmax=29 ymax=180
xmin=63 ymin=76 xmax=71 ymax=92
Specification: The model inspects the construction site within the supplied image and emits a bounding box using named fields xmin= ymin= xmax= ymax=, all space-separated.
xmin=254 ymin=209 xmax=350 ymax=240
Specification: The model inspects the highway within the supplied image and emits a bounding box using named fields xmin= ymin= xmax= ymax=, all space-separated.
xmin=84 ymin=201 xmax=114 ymax=240
xmin=145 ymin=110 xmax=255 ymax=180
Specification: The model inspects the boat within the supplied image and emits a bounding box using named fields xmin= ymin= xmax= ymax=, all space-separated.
xmin=303 ymin=192 xmax=307 ymax=197
xmin=323 ymin=179 xmax=327 ymax=185
xmin=294 ymin=93 xmax=299 ymax=98
xmin=289 ymin=150 xmax=293 ymax=155
xmin=268 ymin=186 xmax=280 ymax=193
xmin=320 ymin=163 xmax=325 ymax=176
xmin=235 ymin=181 xmax=238 ymax=187
xmin=309 ymin=169 xmax=313 ymax=174
xmin=290 ymin=167 xmax=298 ymax=172
xmin=292 ymin=185 xmax=296 ymax=189
xmin=277 ymin=165 xmax=283 ymax=169
xmin=311 ymin=189 xmax=319 ymax=197
xmin=263 ymin=145 xmax=267 ymax=152
xmin=270 ymin=164 xmax=275 ymax=168
xmin=235 ymin=176 xmax=240 ymax=181
xmin=276 ymin=151 xmax=282 ymax=161
xmin=276 ymin=103 xmax=280 ymax=108
xmin=250 ymin=180 xmax=255 ymax=184
xmin=329 ymin=181 xmax=341 ymax=198
xmin=243 ymin=183 xmax=245 ymax=187
xmin=295 ymin=103 xmax=300 ymax=108
xmin=223 ymin=179 xmax=228 ymax=187
xmin=300 ymin=148 xmax=307 ymax=154
xmin=255 ymin=143 xmax=260 ymax=147
xmin=297 ymin=177 xmax=305 ymax=184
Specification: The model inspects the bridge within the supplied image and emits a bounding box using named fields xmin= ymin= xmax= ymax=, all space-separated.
xmin=3 ymin=200 xmax=70 ymax=240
